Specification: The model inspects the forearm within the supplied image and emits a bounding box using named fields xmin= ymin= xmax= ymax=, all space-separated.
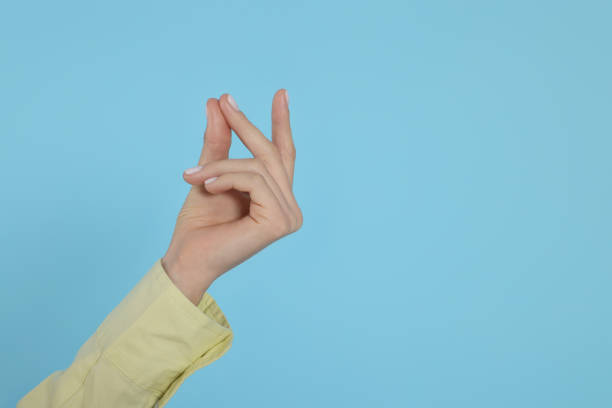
xmin=18 ymin=258 xmax=233 ymax=408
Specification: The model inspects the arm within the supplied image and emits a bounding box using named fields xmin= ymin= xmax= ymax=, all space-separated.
xmin=18 ymin=89 xmax=301 ymax=407
xmin=18 ymin=259 xmax=232 ymax=408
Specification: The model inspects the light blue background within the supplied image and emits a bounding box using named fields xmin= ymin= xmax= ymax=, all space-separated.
xmin=1 ymin=1 xmax=611 ymax=406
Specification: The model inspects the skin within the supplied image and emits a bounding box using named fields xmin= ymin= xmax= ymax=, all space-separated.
xmin=161 ymin=89 xmax=303 ymax=305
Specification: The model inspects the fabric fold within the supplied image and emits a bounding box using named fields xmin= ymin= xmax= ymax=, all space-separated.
xmin=18 ymin=258 xmax=233 ymax=408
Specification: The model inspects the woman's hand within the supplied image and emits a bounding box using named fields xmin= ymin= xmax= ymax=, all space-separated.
xmin=162 ymin=90 xmax=303 ymax=304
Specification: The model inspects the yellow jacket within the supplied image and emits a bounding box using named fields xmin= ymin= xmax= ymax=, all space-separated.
xmin=18 ymin=258 xmax=233 ymax=407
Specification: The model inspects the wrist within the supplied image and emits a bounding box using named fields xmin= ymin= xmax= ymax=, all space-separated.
xmin=161 ymin=255 xmax=216 ymax=305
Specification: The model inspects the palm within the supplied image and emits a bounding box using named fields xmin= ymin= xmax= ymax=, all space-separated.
xmin=179 ymin=184 xmax=249 ymax=229
xmin=167 ymin=183 xmax=254 ymax=276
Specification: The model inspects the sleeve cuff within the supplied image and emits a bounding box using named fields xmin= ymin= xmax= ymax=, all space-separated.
xmin=95 ymin=258 xmax=233 ymax=405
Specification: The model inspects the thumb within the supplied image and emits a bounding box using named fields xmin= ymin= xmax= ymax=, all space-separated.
xmin=197 ymin=98 xmax=231 ymax=165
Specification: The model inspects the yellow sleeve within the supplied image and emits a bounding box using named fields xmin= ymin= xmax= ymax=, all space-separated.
xmin=18 ymin=258 xmax=233 ymax=408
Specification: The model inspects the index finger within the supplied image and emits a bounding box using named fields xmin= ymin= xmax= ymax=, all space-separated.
xmin=219 ymin=93 xmax=281 ymax=166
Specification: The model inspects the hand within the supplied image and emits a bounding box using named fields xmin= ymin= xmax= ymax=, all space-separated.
xmin=162 ymin=90 xmax=303 ymax=304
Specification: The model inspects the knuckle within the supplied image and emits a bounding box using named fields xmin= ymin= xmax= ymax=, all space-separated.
xmin=282 ymin=217 xmax=293 ymax=235
xmin=295 ymin=207 xmax=304 ymax=230
xmin=247 ymin=172 xmax=265 ymax=187
xmin=251 ymin=158 xmax=267 ymax=174
xmin=288 ymin=208 xmax=303 ymax=233
xmin=270 ymin=215 xmax=292 ymax=237
xmin=247 ymin=172 xmax=259 ymax=183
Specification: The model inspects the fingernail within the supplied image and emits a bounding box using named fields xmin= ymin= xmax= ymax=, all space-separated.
xmin=184 ymin=166 xmax=203 ymax=175
xmin=204 ymin=176 xmax=218 ymax=184
xmin=284 ymin=89 xmax=289 ymax=107
xmin=227 ymin=94 xmax=239 ymax=111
